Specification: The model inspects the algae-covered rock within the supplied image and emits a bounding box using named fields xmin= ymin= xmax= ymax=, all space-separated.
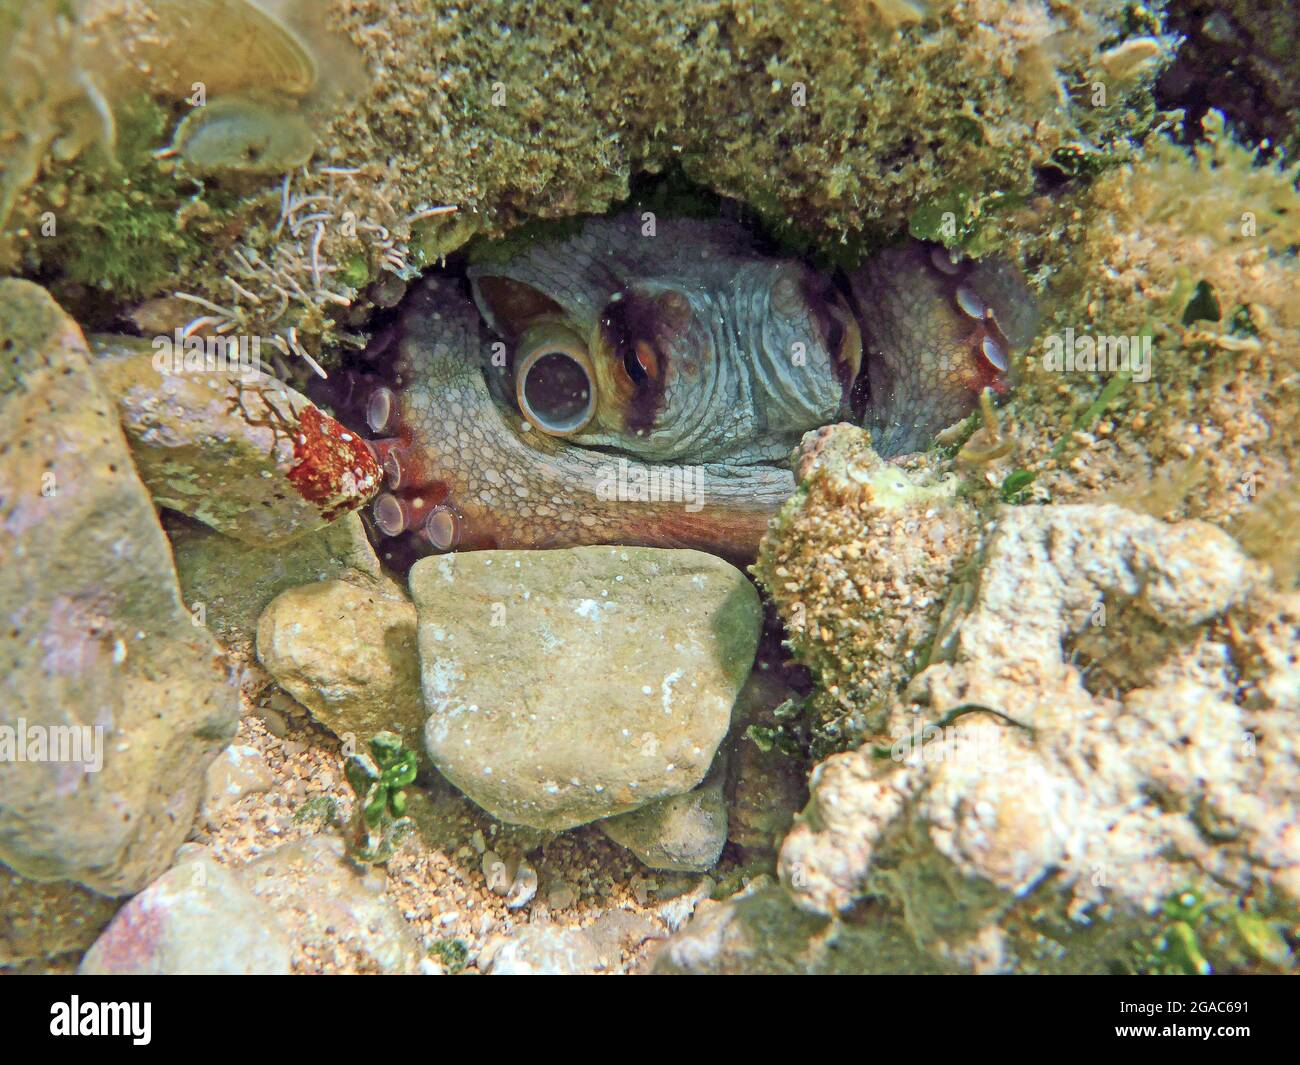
xmin=410 ymin=546 xmax=761 ymax=830
xmin=752 ymin=423 xmax=979 ymax=753
xmin=0 ymin=280 xmax=238 ymax=896
xmin=3 ymin=0 xmax=1172 ymax=358
xmin=998 ymin=107 xmax=1300 ymax=541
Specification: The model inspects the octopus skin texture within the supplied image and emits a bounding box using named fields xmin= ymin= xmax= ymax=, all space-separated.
xmin=331 ymin=213 xmax=1035 ymax=565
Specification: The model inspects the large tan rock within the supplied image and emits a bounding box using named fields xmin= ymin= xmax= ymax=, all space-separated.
xmin=0 ymin=280 xmax=238 ymax=897
xmin=410 ymin=546 xmax=761 ymax=830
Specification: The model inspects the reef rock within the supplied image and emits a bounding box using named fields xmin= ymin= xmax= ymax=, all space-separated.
xmin=410 ymin=546 xmax=761 ymax=830
xmin=752 ymin=423 xmax=979 ymax=752
xmin=90 ymin=337 xmax=381 ymax=545
xmin=78 ymin=857 xmax=292 ymax=976
xmin=0 ymin=280 xmax=238 ymax=897
xmin=601 ymin=756 xmax=729 ymax=873
xmin=777 ymin=503 xmax=1294 ymax=970
xmin=3 ymin=0 xmax=1172 ymax=356
xmin=256 ymin=578 xmax=425 ymax=756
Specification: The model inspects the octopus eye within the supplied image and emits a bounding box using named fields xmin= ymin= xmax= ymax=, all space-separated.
xmin=514 ymin=322 xmax=596 ymax=436
xmin=622 ymin=340 xmax=659 ymax=384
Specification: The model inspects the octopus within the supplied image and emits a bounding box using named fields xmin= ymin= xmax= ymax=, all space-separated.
xmin=332 ymin=213 xmax=1035 ymax=564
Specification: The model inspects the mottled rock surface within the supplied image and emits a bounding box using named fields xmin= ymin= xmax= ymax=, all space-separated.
xmin=0 ymin=280 xmax=238 ymax=896
xmin=78 ymin=857 xmax=292 ymax=975
xmin=410 ymin=546 xmax=761 ymax=830
xmin=773 ymin=503 xmax=1294 ymax=971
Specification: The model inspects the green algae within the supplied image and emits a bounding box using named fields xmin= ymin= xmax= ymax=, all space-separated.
xmin=32 ymin=95 xmax=242 ymax=303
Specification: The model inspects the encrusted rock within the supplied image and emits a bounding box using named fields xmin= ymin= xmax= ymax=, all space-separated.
xmin=0 ymin=280 xmax=238 ymax=896
xmin=90 ymin=336 xmax=381 ymax=544
xmin=777 ymin=503 xmax=1295 ymax=968
xmin=752 ymin=423 xmax=978 ymax=752
xmin=409 ymin=546 xmax=761 ymax=830
xmin=256 ymin=578 xmax=424 ymax=755
xmin=78 ymin=857 xmax=292 ymax=975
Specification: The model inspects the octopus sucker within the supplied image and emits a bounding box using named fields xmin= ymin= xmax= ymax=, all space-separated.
xmin=331 ymin=213 xmax=1035 ymax=566
xmin=847 ymin=239 xmax=1036 ymax=456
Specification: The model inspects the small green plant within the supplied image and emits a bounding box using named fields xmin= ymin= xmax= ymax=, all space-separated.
xmin=1129 ymin=888 xmax=1296 ymax=974
xmin=1000 ymin=468 xmax=1037 ymax=504
xmin=1131 ymin=888 xmax=1213 ymax=975
xmin=428 ymin=938 xmax=469 ymax=974
xmin=1232 ymin=911 xmax=1293 ymax=968
xmin=345 ymin=731 xmax=417 ymax=864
